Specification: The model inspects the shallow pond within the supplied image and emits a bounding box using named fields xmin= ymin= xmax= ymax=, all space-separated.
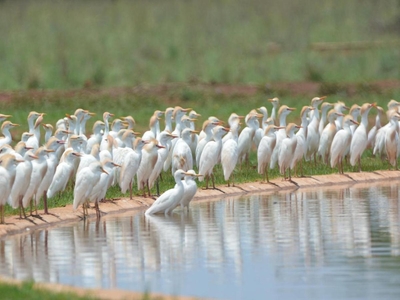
xmin=1 ymin=183 xmax=400 ymax=299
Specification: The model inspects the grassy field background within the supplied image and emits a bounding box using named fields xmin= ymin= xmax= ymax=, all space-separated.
xmin=0 ymin=0 xmax=400 ymax=89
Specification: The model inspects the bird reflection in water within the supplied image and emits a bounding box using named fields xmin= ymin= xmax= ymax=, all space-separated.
xmin=0 ymin=183 xmax=400 ymax=298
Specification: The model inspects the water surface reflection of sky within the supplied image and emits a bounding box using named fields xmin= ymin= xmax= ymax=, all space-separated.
xmin=1 ymin=183 xmax=400 ymax=299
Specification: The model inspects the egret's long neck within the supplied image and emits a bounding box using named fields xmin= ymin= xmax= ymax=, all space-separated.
xmin=376 ymin=114 xmax=382 ymax=128
xmin=261 ymin=114 xmax=268 ymax=130
xmin=231 ymin=124 xmax=239 ymax=141
xmin=2 ymin=127 xmax=11 ymax=141
xmin=299 ymin=114 xmax=308 ymax=137
xmin=33 ymin=124 xmax=41 ymax=141
xmin=301 ymin=113 xmax=309 ymax=128
xmin=174 ymin=119 xmax=182 ymax=136
xmin=80 ymin=118 xmax=88 ymax=135
xmin=153 ymin=119 xmax=160 ymax=136
xmin=165 ymin=116 xmax=173 ymax=132
xmin=75 ymin=118 xmax=81 ymax=135
xmin=44 ymin=130 xmax=52 ymax=143
xmin=205 ymin=127 xmax=214 ymax=141
xmin=321 ymin=109 xmax=329 ymax=124
xmin=104 ymin=118 xmax=110 ymax=135
xmin=28 ymin=117 xmax=35 ymax=134
xmin=361 ymin=110 xmax=370 ymax=127
xmin=313 ymin=107 xmax=320 ymax=121
xmin=279 ymin=113 xmax=288 ymax=127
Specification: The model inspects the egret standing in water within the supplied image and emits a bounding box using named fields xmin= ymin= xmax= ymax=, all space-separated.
xmin=180 ymin=170 xmax=202 ymax=211
xmin=145 ymin=169 xmax=191 ymax=216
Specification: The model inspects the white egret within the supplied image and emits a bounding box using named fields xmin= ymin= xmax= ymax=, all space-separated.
xmin=270 ymin=105 xmax=296 ymax=169
xmin=237 ymin=110 xmax=261 ymax=166
xmin=148 ymin=132 xmax=176 ymax=194
xmin=163 ymin=107 xmax=174 ymax=132
xmin=291 ymin=106 xmax=314 ymax=177
xmin=253 ymin=106 xmax=268 ymax=148
xmin=137 ymin=139 xmax=165 ymax=197
xmin=349 ymin=104 xmax=361 ymax=134
xmin=113 ymin=129 xmax=140 ymax=183
xmin=195 ymin=119 xmax=220 ymax=166
xmin=86 ymin=121 xmax=105 ymax=153
xmin=100 ymin=111 xmax=114 ymax=151
xmin=330 ymin=115 xmax=359 ymax=173
xmin=257 ymin=125 xmax=280 ymax=182
xmin=350 ymin=103 xmax=376 ymax=171
xmin=198 ymin=116 xmax=221 ymax=142
xmin=47 ymin=149 xmax=82 ymax=199
xmin=0 ymin=114 xmax=11 ymax=123
xmin=373 ymin=100 xmax=400 ymax=158
xmin=317 ymin=110 xmax=344 ymax=163
xmin=172 ymin=127 xmax=195 ymax=173
xmin=8 ymin=144 xmax=37 ymax=218
xmin=22 ymin=146 xmax=53 ymax=215
xmin=21 ymin=132 xmax=34 ymax=143
xmin=222 ymin=113 xmax=244 ymax=144
xmin=333 ymin=101 xmax=349 ymax=130
xmin=163 ymin=106 xmax=191 ymax=171
xmin=145 ymin=169 xmax=191 ymax=216
xmin=268 ymin=97 xmax=280 ymax=125
xmin=221 ymin=119 xmax=240 ymax=186
xmin=120 ymin=115 xmax=136 ymax=130
xmin=35 ymin=137 xmax=66 ymax=214
xmin=0 ymin=154 xmax=22 ymax=224
xmin=384 ymin=110 xmax=400 ymax=169
xmin=180 ymin=170 xmax=201 ymax=211
xmin=367 ymin=106 xmax=384 ymax=150
xmin=89 ymin=159 xmax=121 ymax=218
xmin=198 ymin=126 xmax=229 ymax=189
xmin=0 ymin=121 xmax=19 ymax=147
xmin=99 ymin=134 xmax=116 ymax=162
xmin=142 ymin=110 xmax=164 ymax=141
xmin=109 ymin=118 xmax=126 ymax=139
xmin=187 ymin=110 xmax=201 ymax=161
xmin=278 ymin=123 xmax=301 ymax=180
xmin=306 ymin=96 xmax=326 ymax=162
xmin=120 ymin=138 xmax=147 ymax=198
xmin=318 ymin=102 xmax=334 ymax=136
xmin=25 ymin=111 xmax=44 ymax=151
xmin=77 ymin=143 xmax=100 ymax=174
xmin=73 ymin=161 xmax=107 ymax=219
xmin=42 ymin=123 xmax=53 ymax=143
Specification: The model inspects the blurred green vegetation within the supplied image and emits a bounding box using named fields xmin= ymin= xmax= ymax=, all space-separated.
xmin=0 ymin=0 xmax=399 ymax=90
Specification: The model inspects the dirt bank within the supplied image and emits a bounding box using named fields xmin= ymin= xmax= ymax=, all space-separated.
xmin=0 ymin=79 xmax=399 ymax=103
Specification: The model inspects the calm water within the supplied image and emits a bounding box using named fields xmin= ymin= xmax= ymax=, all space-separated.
xmin=1 ymin=183 xmax=400 ymax=299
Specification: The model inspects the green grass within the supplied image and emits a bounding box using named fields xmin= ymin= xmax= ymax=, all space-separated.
xmin=1 ymin=85 xmax=400 ymax=217
xmin=0 ymin=280 xmax=96 ymax=300
xmin=0 ymin=280 xmax=160 ymax=300
xmin=0 ymin=0 xmax=399 ymax=89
